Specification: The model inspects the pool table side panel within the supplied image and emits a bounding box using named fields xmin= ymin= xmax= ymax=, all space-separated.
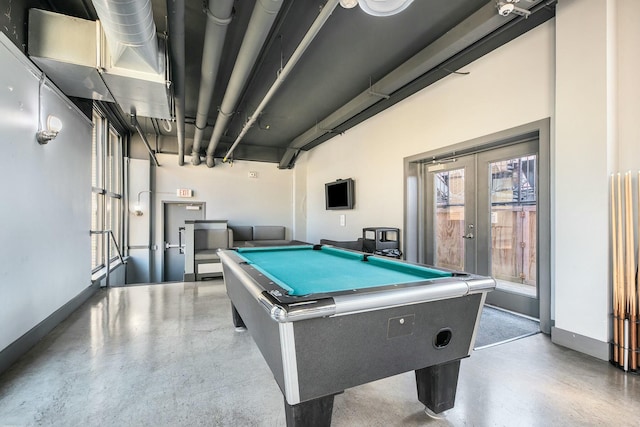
xmin=292 ymin=294 xmax=484 ymax=403
xmin=468 ymin=292 xmax=488 ymax=354
xmin=222 ymin=263 xmax=287 ymax=393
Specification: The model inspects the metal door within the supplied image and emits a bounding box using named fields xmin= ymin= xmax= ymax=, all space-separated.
xmin=163 ymin=202 xmax=204 ymax=281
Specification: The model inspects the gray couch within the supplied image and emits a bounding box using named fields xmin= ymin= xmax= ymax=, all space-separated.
xmin=229 ymin=225 xmax=289 ymax=247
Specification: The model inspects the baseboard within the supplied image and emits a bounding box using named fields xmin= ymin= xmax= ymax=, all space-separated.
xmin=0 ymin=281 xmax=100 ymax=376
xmin=551 ymin=326 xmax=609 ymax=361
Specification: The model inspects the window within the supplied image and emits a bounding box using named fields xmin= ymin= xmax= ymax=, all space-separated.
xmin=91 ymin=109 xmax=124 ymax=271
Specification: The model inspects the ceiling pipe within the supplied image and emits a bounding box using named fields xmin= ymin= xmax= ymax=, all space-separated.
xmin=203 ymin=0 xmax=284 ymax=168
xmin=222 ymin=0 xmax=340 ymax=163
xmin=91 ymin=0 xmax=160 ymax=73
xmin=190 ymin=0 xmax=234 ymax=166
xmin=131 ymin=114 xmax=161 ymax=167
xmin=166 ymin=0 xmax=186 ymax=166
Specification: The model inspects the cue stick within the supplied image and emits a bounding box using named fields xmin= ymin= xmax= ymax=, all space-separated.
xmin=634 ymin=171 xmax=640 ymax=371
xmin=629 ymin=171 xmax=637 ymax=370
xmin=624 ymin=172 xmax=633 ymax=371
xmin=611 ymin=174 xmax=619 ymax=364
xmin=617 ymin=173 xmax=625 ymax=365
xmin=629 ymin=171 xmax=637 ymax=371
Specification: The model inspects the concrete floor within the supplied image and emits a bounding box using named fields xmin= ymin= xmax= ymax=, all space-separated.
xmin=0 ymin=281 xmax=639 ymax=427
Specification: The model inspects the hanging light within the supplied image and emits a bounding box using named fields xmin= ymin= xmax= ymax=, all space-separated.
xmin=339 ymin=0 xmax=358 ymax=8
xmin=358 ymin=0 xmax=415 ymax=16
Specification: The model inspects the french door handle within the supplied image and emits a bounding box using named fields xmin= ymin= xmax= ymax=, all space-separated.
xmin=165 ymin=243 xmax=186 ymax=249
xmin=462 ymin=223 xmax=474 ymax=239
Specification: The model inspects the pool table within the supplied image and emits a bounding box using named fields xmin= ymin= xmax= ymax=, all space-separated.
xmin=218 ymin=245 xmax=495 ymax=426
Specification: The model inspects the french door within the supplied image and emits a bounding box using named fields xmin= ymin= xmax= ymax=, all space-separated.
xmin=424 ymin=140 xmax=540 ymax=318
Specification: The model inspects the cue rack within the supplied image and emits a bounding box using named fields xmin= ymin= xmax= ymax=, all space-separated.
xmin=610 ymin=172 xmax=639 ymax=372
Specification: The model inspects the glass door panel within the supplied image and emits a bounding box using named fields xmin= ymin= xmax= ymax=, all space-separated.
xmin=477 ymin=140 xmax=540 ymax=318
xmin=489 ymin=155 xmax=537 ymax=296
xmin=424 ymin=155 xmax=476 ymax=273
xmin=434 ymin=168 xmax=465 ymax=270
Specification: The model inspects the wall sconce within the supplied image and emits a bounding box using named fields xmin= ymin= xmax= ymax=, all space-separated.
xmin=133 ymin=190 xmax=152 ymax=216
xmin=36 ymin=115 xmax=63 ymax=144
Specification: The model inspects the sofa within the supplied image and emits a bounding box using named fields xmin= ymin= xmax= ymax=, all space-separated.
xmin=229 ymin=225 xmax=290 ymax=247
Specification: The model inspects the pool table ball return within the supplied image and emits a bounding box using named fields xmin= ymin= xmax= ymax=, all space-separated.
xmin=219 ymin=245 xmax=495 ymax=426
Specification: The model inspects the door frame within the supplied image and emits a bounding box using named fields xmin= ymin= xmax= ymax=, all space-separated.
xmin=162 ymin=201 xmax=205 ymax=282
xmin=404 ymin=119 xmax=551 ymax=333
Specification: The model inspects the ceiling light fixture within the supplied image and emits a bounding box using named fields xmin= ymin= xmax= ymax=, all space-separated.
xmin=358 ymin=0 xmax=415 ymax=16
xmin=339 ymin=0 xmax=358 ymax=8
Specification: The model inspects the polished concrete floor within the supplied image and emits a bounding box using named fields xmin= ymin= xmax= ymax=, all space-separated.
xmin=0 ymin=281 xmax=638 ymax=426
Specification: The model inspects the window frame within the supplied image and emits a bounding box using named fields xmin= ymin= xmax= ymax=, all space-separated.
xmin=91 ymin=108 xmax=125 ymax=273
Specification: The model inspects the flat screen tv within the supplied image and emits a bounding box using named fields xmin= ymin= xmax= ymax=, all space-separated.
xmin=325 ymin=178 xmax=355 ymax=210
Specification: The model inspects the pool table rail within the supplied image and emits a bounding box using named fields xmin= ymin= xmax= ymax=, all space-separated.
xmin=218 ymin=249 xmax=495 ymax=323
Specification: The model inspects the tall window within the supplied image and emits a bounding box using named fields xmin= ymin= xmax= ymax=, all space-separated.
xmin=91 ymin=109 xmax=124 ymax=271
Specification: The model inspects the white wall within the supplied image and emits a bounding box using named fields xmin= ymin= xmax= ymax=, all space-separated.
xmin=300 ymin=20 xmax=555 ymax=245
xmin=554 ymin=0 xmax=612 ymax=348
xmin=0 ymin=33 xmax=92 ymax=351
xmin=147 ymin=153 xmax=293 ymax=281
xmin=551 ymin=0 xmax=640 ymax=352
xmin=616 ymin=0 xmax=640 ymax=170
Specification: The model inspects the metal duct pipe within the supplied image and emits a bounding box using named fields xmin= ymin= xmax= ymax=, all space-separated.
xmin=92 ymin=0 xmax=160 ymax=73
xmin=131 ymin=114 xmax=161 ymax=167
xmin=223 ymin=0 xmax=339 ymax=163
xmin=204 ymin=0 xmax=284 ymax=167
xmin=191 ymin=0 xmax=234 ymax=166
xmin=166 ymin=0 xmax=186 ymax=166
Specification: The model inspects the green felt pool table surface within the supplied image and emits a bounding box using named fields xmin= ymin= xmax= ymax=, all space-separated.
xmin=236 ymin=245 xmax=453 ymax=296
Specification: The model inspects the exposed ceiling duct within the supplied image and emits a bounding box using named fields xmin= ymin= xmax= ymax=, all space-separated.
xmin=27 ymin=0 xmax=556 ymax=167
xmin=190 ymin=0 xmax=235 ymax=166
xmin=222 ymin=0 xmax=340 ymax=163
xmin=28 ymin=4 xmax=171 ymax=122
xmin=202 ymin=0 xmax=284 ymax=168
xmin=91 ymin=0 xmax=160 ymax=74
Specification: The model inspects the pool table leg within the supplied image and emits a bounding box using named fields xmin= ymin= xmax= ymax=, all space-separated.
xmin=230 ymin=303 xmax=246 ymax=329
xmin=284 ymin=394 xmax=335 ymax=427
xmin=415 ymin=359 xmax=461 ymax=414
